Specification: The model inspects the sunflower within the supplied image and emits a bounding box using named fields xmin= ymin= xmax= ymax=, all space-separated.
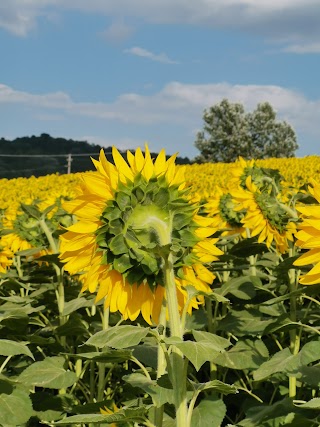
xmin=294 ymin=179 xmax=320 ymax=284
xmin=1 ymin=207 xmax=47 ymax=256
xmin=59 ymin=146 xmax=222 ymax=324
xmin=204 ymin=186 xmax=245 ymax=237
xmin=231 ymin=156 xmax=284 ymax=192
xmin=232 ymin=176 xmax=296 ymax=253
xmin=0 ymin=246 xmax=13 ymax=274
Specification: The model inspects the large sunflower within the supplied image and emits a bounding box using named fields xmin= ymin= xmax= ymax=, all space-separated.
xmin=294 ymin=179 xmax=320 ymax=284
xmin=59 ymin=146 xmax=222 ymax=324
xmin=232 ymin=176 xmax=296 ymax=253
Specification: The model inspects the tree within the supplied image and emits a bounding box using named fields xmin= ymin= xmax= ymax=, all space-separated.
xmin=194 ymin=99 xmax=298 ymax=163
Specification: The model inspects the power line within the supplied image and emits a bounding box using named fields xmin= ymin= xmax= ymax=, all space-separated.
xmin=0 ymin=152 xmax=113 ymax=158
xmin=0 ymin=151 xmax=116 ymax=175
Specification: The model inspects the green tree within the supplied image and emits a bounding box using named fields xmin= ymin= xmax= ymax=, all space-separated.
xmin=194 ymin=99 xmax=298 ymax=163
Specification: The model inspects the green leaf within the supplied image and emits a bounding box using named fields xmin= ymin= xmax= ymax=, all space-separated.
xmin=62 ymin=296 xmax=93 ymax=316
xmin=123 ymin=373 xmax=175 ymax=407
xmin=21 ymin=203 xmax=41 ymax=219
xmin=216 ymin=276 xmax=257 ymax=300
xmin=218 ymin=309 xmax=275 ymax=336
xmin=0 ymin=339 xmax=34 ymax=359
xmin=213 ymin=339 xmax=269 ymax=370
xmin=294 ymin=398 xmax=320 ymax=409
xmin=86 ymin=325 xmax=149 ymax=349
xmin=31 ymin=392 xmax=74 ymax=422
xmin=189 ymin=380 xmax=237 ymax=395
xmin=132 ymin=342 xmax=158 ymax=369
xmin=69 ymin=349 xmax=132 ymax=363
xmin=253 ymin=348 xmax=299 ymax=381
xmin=0 ymin=388 xmax=33 ymax=426
xmin=192 ymin=330 xmax=231 ymax=350
xmin=165 ymin=338 xmax=225 ymax=371
xmin=18 ymin=356 xmax=77 ymax=389
xmin=16 ymin=247 xmax=45 ymax=256
xmin=56 ymin=314 xmax=90 ymax=337
xmin=191 ymin=397 xmax=227 ymax=427
xmin=54 ymin=406 xmax=148 ymax=424
xmin=295 ymin=366 xmax=320 ymax=387
xmin=237 ymin=398 xmax=296 ymax=427
xmin=229 ymin=238 xmax=266 ymax=257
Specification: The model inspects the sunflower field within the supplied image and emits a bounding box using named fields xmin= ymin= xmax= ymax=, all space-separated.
xmin=1 ymin=149 xmax=320 ymax=427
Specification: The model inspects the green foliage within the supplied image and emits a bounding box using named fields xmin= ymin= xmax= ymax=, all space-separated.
xmin=0 ymin=185 xmax=320 ymax=426
xmin=195 ymin=99 xmax=298 ymax=162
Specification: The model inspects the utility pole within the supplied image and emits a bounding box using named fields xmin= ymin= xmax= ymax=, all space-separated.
xmin=67 ymin=153 xmax=72 ymax=174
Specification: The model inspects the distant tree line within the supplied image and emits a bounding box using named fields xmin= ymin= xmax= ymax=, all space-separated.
xmin=0 ymin=134 xmax=191 ymax=179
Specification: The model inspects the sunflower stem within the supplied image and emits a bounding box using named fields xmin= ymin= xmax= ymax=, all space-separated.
xmin=97 ymin=306 xmax=109 ymax=402
xmin=154 ymin=304 xmax=167 ymax=427
xmin=149 ymin=212 xmax=187 ymax=427
xmin=39 ymin=217 xmax=58 ymax=254
xmin=288 ymin=246 xmax=300 ymax=398
xmin=245 ymin=228 xmax=256 ymax=275
xmin=163 ymin=254 xmax=188 ymax=427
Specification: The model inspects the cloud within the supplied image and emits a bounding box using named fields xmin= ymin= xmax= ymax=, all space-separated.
xmin=100 ymin=19 xmax=134 ymax=43
xmin=283 ymin=42 xmax=320 ymax=54
xmin=1 ymin=81 xmax=320 ymax=141
xmin=2 ymin=0 xmax=320 ymax=49
xmin=0 ymin=0 xmax=53 ymax=36
xmin=124 ymin=46 xmax=179 ymax=64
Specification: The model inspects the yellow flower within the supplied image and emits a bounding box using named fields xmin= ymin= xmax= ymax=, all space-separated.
xmin=232 ymin=176 xmax=295 ymax=253
xmin=294 ymin=179 xmax=320 ymax=284
xmin=60 ymin=145 xmax=222 ymax=324
xmin=0 ymin=246 xmax=13 ymax=273
xmin=205 ymin=186 xmax=245 ymax=237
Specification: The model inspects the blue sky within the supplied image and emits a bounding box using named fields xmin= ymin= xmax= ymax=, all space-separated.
xmin=1 ymin=1 xmax=320 ymax=160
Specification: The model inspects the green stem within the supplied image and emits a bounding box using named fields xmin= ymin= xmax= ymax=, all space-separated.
xmin=206 ymin=298 xmax=218 ymax=380
xmin=187 ymin=391 xmax=200 ymax=427
xmin=288 ymin=246 xmax=300 ymax=398
xmin=245 ymin=228 xmax=257 ymax=275
xmin=163 ymin=255 xmax=188 ymax=427
xmin=0 ymin=356 xmax=12 ymax=374
xmin=39 ymin=218 xmax=59 ymax=253
xmin=134 ymin=208 xmax=188 ymax=425
xmin=97 ymin=306 xmax=109 ymax=402
xmin=89 ymin=360 xmax=95 ymax=403
xmin=154 ymin=304 xmax=167 ymax=427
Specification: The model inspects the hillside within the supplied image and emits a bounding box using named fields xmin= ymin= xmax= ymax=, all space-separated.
xmin=0 ymin=134 xmax=191 ymax=178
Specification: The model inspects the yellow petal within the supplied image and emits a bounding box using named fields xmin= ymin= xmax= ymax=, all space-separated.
xmin=112 ymin=146 xmax=134 ymax=182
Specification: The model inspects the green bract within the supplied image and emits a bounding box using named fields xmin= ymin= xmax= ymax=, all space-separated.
xmin=95 ymin=173 xmax=200 ymax=289
xmin=218 ymin=193 xmax=244 ymax=228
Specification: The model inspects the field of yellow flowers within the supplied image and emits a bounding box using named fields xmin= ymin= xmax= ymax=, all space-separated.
xmin=0 ymin=151 xmax=320 ymax=427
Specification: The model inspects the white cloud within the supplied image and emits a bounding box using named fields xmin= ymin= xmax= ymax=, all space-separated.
xmin=2 ymin=0 xmax=320 ymax=49
xmin=283 ymin=42 xmax=320 ymax=54
xmin=1 ymin=81 xmax=320 ymax=142
xmin=124 ymin=46 xmax=179 ymax=64
xmin=100 ymin=19 xmax=134 ymax=43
